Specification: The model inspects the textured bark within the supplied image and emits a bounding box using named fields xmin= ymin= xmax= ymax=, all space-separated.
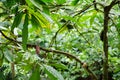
xmin=103 ymin=6 xmax=109 ymax=80
xmin=103 ymin=1 xmax=119 ymax=80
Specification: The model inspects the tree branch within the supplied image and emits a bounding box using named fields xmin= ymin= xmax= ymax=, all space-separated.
xmin=93 ymin=0 xmax=105 ymax=12
xmin=0 ymin=30 xmax=98 ymax=80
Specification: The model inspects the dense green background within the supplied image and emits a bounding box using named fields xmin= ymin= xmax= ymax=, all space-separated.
xmin=0 ymin=0 xmax=120 ymax=80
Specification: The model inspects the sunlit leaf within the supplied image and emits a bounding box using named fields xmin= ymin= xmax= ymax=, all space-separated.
xmin=36 ymin=11 xmax=50 ymax=28
xmin=56 ymin=0 xmax=66 ymax=4
xmin=44 ymin=64 xmax=64 ymax=80
xmin=28 ymin=8 xmax=50 ymax=28
xmin=25 ymin=0 xmax=34 ymax=7
xmin=30 ymin=0 xmax=46 ymax=10
xmin=90 ymin=11 xmax=97 ymax=25
xmin=11 ymin=12 xmax=24 ymax=32
xmin=22 ymin=14 xmax=28 ymax=51
xmin=59 ymin=25 xmax=68 ymax=33
xmin=31 ymin=14 xmax=41 ymax=29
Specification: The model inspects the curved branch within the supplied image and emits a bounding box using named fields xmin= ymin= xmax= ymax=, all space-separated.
xmin=0 ymin=30 xmax=98 ymax=80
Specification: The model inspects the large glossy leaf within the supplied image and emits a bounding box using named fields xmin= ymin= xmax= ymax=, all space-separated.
xmin=35 ymin=11 xmax=50 ymax=28
xmin=11 ymin=12 xmax=24 ymax=32
xmin=31 ymin=14 xmax=41 ymax=29
xmin=28 ymin=8 xmax=50 ymax=28
xmin=44 ymin=65 xmax=64 ymax=80
xmin=22 ymin=14 xmax=28 ymax=51
xmin=29 ymin=68 xmax=40 ymax=80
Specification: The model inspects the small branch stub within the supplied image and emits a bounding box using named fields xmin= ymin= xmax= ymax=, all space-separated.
xmin=35 ymin=45 xmax=40 ymax=55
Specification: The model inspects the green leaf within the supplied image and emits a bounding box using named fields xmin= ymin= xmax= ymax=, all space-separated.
xmin=28 ymin=8 xmax=50 ymax=28
xmin=31 ymin=14 xmax=41 ymax=29
xmin=0 ymin=51 xmax=3 ymax=66
xmin=90 ymin=11 xmax=97 ymax=25
xmin=96 ymin=13 xmax=103 ymax=23
xmin=29 ymin=68 xmax=40 ymax=80
xmin=30 ymin=0 xmax=46 ymax=10
xmin=0 ymin=72 xmax=5 ymax=80
xmin=25 ymin=0 xmax=34 ymax=8
xmin=0 ymin=12 xmax=7 ymax=17
xmin=35 ymin=12 xmax=50 ymax=28
xmin=22 ymin=14 xmax=28 ymax=51
xmin=56 ymin=0 xmax=66 ymax=4
xmin=0 ymin=59 xmax=3 ymax=66
xmin=4 ymin=0 xmax=16 ymax=8
xmin=44 ymin=65 xmax=64 ymax=80
xmin=41 ymin=0 xmax=53 ymax=3
xmin=11 ymin=4 xmax=18 ymax=14
xmin=3 ymin=49 xmax=13 ymax=62
xmin=71 ymin=0 xmax=80 ymax=5
xmin=42 ymin=5 xmax=50 ymax=15
xmin=51 ymin=63 xmax=68 ymax=70
xmin=59 ymin=25 xmax=68 ymax=33
xmin=11 ymin=12 xmax=24 ymax=32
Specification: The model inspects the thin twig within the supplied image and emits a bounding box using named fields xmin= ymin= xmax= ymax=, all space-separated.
xmin=49 ymin=20 xmax=70 ymax=47
xmin=74 ymin=24 xmax=91 ymax=45
xmin=73 ymin=4 xmax=93 ymax=17
xmin=50 ymin=3 xmax=94 ymax=47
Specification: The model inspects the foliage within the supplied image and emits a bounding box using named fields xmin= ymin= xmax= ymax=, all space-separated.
xmin=0 ymin=0 xmax=120 ymax=80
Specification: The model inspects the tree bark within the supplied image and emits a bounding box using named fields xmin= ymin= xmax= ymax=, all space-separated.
xmin=103 ymin=6 xmax=109 ymax=80
xmin=103 ymin=1 xmax=119 ymax=80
